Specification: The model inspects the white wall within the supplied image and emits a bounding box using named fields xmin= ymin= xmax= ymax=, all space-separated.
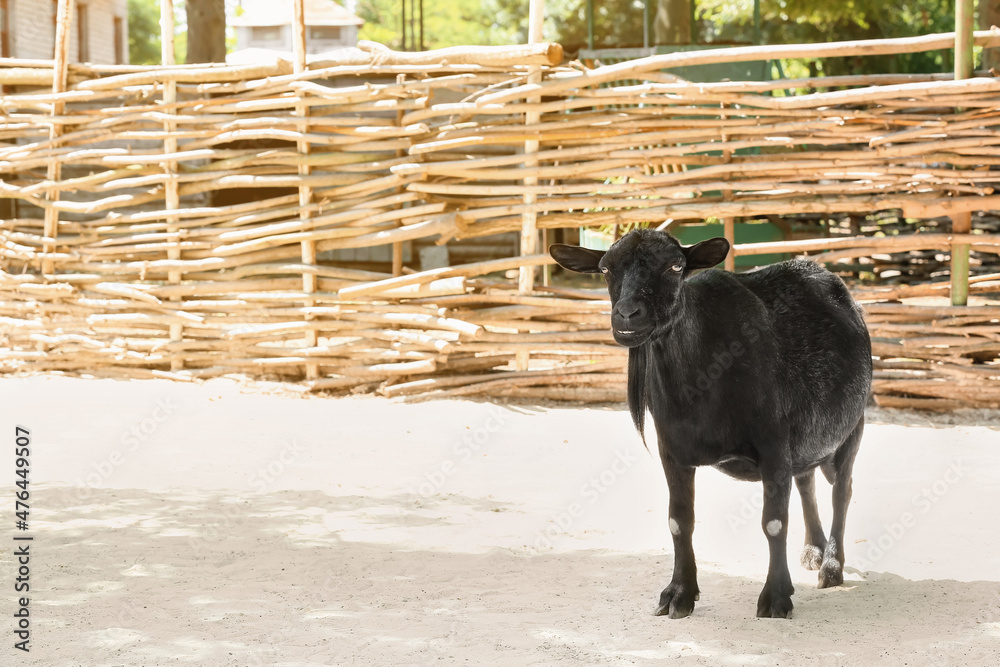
xmin=236 ymin=23 xmax=359 ymax=54
xmin=7 ymin=0 xmax=53 ymax=61
xmin=306 ymin=25 xmax=357 ymax=54
xmin=237 ymin=24 xmax=293 ymax=52
xmin=8 ymin=0 xmax=128 ymax=64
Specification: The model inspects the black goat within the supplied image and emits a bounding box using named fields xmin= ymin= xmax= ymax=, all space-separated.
xmin=550 ymin=229 xmax=872 ymax=619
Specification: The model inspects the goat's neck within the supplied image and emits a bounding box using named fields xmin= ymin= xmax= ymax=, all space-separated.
xmin=649 ymin=286 xmax=701 ymax=355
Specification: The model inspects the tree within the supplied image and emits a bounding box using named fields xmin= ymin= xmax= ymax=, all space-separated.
xmin=186 ymin=0 xmax=226 ymax=63
xmin=655 ymin=0 xmax=691 ymax=45
xmin=981 ymin=1 xmax=1000 ymax=71
xmin=128 ymin=0 xmax=161 ymax=65
xmin=697 ymin=0 xmax=955 ymax=75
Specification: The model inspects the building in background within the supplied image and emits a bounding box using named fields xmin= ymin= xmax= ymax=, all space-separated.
xmin=0 ymin=0 xmax=128 ymax=64
xmin=232 ymin=0 xmax=362 ymax=55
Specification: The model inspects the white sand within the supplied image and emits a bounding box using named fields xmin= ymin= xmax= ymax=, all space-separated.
xmin=2 ymin=375 xmax=999 ymax=665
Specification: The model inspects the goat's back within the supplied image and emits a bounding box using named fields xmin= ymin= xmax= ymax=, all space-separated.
xmin=733 ymin=259 xmax=870 ymax=414
xmin=651 ymin=259 xmax=871 ymax=465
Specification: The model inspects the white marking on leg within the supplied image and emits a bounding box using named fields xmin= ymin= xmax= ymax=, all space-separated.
xmin=669 ymin=518 xmax=681 ymax=536
xmin=766 ymin=519 xmax=783 ymax=537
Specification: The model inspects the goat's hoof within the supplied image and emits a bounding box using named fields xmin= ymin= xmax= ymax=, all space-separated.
xmin=756 ymin=582 xmax=794 ymax=619
xmin=817 ymin=559 xmax=844 ymax=588
xmin=655 ymin=581 xmax=699 ymax=619
xmin=800 ymin=544 xmax=824 ymax=570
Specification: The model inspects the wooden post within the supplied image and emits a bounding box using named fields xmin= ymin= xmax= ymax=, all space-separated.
xmin=517 ymin=0 xmax=545 ymax=371
xmin=723 ymin=218 xmax=736 ymax=271
xmin=956 ymin=0 xmax=976 ymax=76
xmin=393 ymin=94 xmax=407 ymax=277
xmin=293 ymin=0 xmax=319 ymax=379
xmin=721 ymin=102 xmax=736 ymax=271
xmin=519 ymin=1 xmax=545 ymax=296
xmin=160 ymin=1 xmax=185 ymax=371
xmin=42 ymin=0 xmax=74 ymax=275
xmin=952 ymin=0 xmax=975 ymax=306
xmin=542 ymin=228 xmax=551 ymax=286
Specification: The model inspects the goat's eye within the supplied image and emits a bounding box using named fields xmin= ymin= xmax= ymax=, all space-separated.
xmin=600 ymin=266 xmax=609 ymax=275
xmin=670 ymin=264 xmax=683 ymax=273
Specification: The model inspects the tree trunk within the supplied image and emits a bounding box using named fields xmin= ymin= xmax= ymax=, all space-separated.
xmin=981 ymin=1 xmax=1000 ymax=72
xmin=655 ymin=0 xmax=691 ymax=46
xmin=186 ymin=0 xmax=227 ymax=64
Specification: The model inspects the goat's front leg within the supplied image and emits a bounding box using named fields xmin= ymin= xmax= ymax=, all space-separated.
xmin=655 ymin=452 xmax=699 ymax=618
xmin=757 ymin=459 xmax=794 ymax=618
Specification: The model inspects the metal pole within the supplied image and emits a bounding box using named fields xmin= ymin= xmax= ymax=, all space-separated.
xmin=689 ymin=0 xmax=696 ymax=45
xmin=753 ymin=0 xmax=762 ymax=45
xmin=644 ymin=0 xmax=652 ymax=49
xmin=951 ymin=0 xmax=975 ymax=305
xmin=587 ymin=0 xmax=594 ymax=50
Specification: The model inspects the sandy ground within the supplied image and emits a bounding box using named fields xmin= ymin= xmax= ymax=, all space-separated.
xmin=2 ymin=375 xmax=999 ymax=666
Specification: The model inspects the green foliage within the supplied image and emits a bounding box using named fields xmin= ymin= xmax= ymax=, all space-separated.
xmin=358 ymin=0 xmax=513 ymax=50
xmin=356 ymin=0 xmax=651 ymax=53
xmin=128 ymin=0 xmax=161 ymax=65
xmin=354 ymin=0 xmax=959 ymax=75
xmin=175 ymin=29 xmax=189 ymax=65
xmin=124 ymin=1 xmax=964 ymax=75
xmin=698 ymin=0 xmax=956 ymax=74
xmin=128 ymin=0 xmax=189 ymax=64
xmin=486 ymin=0 xmax=649 ymax=52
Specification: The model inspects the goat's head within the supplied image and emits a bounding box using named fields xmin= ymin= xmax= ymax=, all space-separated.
xmin=550 ymin=229 xmax=730 ymax=347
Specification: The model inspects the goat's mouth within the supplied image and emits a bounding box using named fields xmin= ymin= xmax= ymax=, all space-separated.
xmin=612 ymin=327 xmax=650 ymax=347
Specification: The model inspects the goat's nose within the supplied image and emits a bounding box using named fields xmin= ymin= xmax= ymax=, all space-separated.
xmin=616 ymin=300 xmax=646 ymax=321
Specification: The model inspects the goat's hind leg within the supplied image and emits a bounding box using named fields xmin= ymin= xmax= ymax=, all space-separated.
xmin=795 ymin=469 xmax=828 ymax=571
xmin=818 ymin=416 xmax=864 ymax=589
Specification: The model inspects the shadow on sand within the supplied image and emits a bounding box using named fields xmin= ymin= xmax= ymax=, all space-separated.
xmin=5 ymin=485 xmax=996 ymax=666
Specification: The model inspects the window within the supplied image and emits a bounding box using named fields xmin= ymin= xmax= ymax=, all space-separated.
xmin=1 ymin=0 xmax=10 ymax=59
xmin=251 ymin=25 xmax=282 ymax=42
xmin=76 ymin=2 xmax=88 ymax=63
xmin=113 ymin=16 xmax=123 ymax=64
xmin=309 ymin=26 xmax=342 ymax=42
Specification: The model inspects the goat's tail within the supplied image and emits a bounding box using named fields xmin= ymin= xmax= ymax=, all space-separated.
xmin=627 ymin=346 xmax=648 ymax=450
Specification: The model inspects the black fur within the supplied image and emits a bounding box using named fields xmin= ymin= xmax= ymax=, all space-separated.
xmin=550 ymin=229 xmax=872 ymax=619
xmin=627 ymin=346 xmax=648 ymax=447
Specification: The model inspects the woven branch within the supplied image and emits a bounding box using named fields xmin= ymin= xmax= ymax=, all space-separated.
xmin=2 ymin=38 xmax=1000 ymax=407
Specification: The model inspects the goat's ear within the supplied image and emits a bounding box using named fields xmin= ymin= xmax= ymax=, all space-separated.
xmin=549 ymin=244 xmax=606 ymax=274
xmin=683 ymin=237 xmax=730 ymax=271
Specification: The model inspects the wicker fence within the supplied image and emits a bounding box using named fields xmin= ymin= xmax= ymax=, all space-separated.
xmin=4 ymin=33 xmax=1000 ymax=409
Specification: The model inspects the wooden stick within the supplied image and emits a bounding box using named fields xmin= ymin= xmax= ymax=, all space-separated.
xmin=357 ymin=40 xmax=563 ymax=67
xmin=474 ymin=30 xmax=1000 ymax=107
xmin=291 ymin=0 xmax=318 ymax=380
xmin=42 ymin=0 xmax=75 ymax=275
xmin=159 ymin=0 xmax=185 ymax=371
xmin=338 ymin=254 xmax=555 ymax=298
